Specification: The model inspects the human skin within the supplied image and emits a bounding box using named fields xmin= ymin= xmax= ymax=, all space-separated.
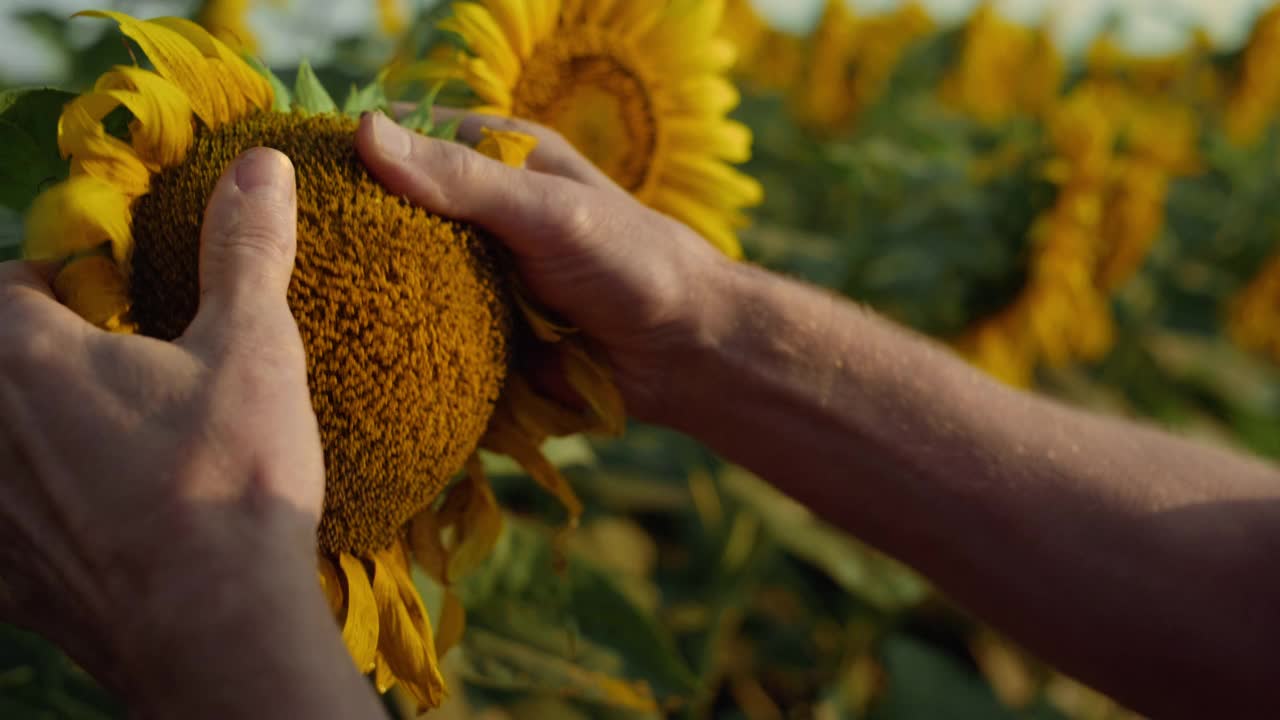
xmin=356 ymin=111 xmax=1280 ymax=719
xmin=0 ymin=149 xmax=385 ymax=719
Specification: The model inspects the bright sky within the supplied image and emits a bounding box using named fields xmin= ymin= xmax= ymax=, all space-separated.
xmin=752 ymin=0 xmax=1276 ymax=54
xmin=0 ymin=0 xmax=1276 ymax=85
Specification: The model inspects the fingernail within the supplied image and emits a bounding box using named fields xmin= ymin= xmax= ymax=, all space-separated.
xmin=235 ymin=147 xmax=290 ymax=193
xmin=370 ymin=111 xmax=413 ymax=160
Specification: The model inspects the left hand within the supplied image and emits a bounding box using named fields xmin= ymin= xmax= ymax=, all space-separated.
xmin=0 ymin=148 xmax=327 ymax=698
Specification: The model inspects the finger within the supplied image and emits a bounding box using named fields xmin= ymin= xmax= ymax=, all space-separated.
xmin=388 ymin=103 xmax=621 ymax=191
xmin=435 ymin=108 xmax=622 ymax=192
xmin=0 ymin=260 xmax=91 ymax=332
xmin=0 ymin=259 xmax=60 ymax=298
xmin=185 ymin=148 xmax=298 ymax=349
xmin=357 ymin=111 xmax=614 ymax=261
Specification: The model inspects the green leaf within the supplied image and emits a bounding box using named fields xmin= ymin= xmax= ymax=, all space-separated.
xmin=433 ymin=116 xmax=462 ymax=142
xmin=242 ymin=54 xmax=292 ymax=113
xmin=454 ymin=629 xmax=661 ymax=714
xmin=0 ymin=208 xmax=22 ymax=261
xmin=292 ymin=59 xmax=336 ymax=116
xmin=720 ymin=468 xmax=929 ymax=611
xmin=0 ymin=88 xmax=73 ymax=214
xmin=342 ymin=72 xmax=389 ymax=118
xmin=459 ymin=521 xmax=699 ymax=701
xmin=869 ymin=635 xmax=1063 ymax=720
xmin=400 ymin=81 xmax=447 ymax=134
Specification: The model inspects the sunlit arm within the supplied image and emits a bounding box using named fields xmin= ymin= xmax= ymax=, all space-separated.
xmin=662 ymin=259 xmax=1280 ymax=719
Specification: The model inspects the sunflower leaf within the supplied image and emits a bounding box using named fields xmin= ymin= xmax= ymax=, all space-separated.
xmin=343 ymin=71 xmax=389 ymax=118
xmin=400 ymin=80 xmax=447 ymax=134
xmin=431 ymin=117 xmax=462 ymax=142
xmin=241 ymin=54 xmax=293 ymax=113
xmin=459 ymin=520 xmax=699 ymax=700
xmin=293 ymin=59 xmax=337 ymax=116
xmin=0 ymin=88 xmax=73 ymax=214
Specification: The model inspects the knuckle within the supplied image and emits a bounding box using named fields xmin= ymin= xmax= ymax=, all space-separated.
xmin=212 ymin=219 xmax=293 ymax=268
xmin=551 ymin=190 xmax=601 ymax=242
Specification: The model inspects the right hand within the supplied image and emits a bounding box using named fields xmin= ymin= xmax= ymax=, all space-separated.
xmin=355 ymin=111 xmax=734 ymax=423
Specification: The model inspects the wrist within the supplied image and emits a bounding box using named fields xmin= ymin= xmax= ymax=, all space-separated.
xmin=109 ymin=515 xmax=336 ymax=717
xmin=636 ymin=252 xmax=753 ymax=429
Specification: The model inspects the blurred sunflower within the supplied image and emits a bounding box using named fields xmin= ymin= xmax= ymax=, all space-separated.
xmin=197 ymin=0 xmax=410 ymax=61
xmin=1096 ymin=96 xmax=1200 ymax=291
xmin=719 ymin=0 xmax=807 ymax=92
xmin=957 ymin=86 xmax=1117 ymax=385
xmin=790 ymin=0 xmax=933 ymax=134
xmin=429 ymin=0 xmax=762 ymax=257
xmin=1225 ymin=4 xmax=1280 ymax=145
xmin=24 ymin=11 xmax=623 ymax=710
xmin=1230 ymin=252 xmax=1280 ymax=363
xmin=940 ymin=3 xmax=1062 ymax=124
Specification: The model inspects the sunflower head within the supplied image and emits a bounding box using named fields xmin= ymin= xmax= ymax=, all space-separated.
xmin=431 ymin=0 xmax=763 ymax=258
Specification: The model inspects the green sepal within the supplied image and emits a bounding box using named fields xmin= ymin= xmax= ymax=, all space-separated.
xmin=0 ymin=88 xmax=74 ymax=214
xmin=342 ymin=70 xmax=390 ymax=118
xmin=293 ymin=59 xmax=337 ymax=116
xmin=242 ymin=53 xmax=292 ymax=113
xmin=431 ymin=116 xmax=462 ymax=142
xmin=399 ymin=80 xmax=446 ymax=134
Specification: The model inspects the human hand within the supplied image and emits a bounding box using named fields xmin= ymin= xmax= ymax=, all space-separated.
xmin=0 ymin=149 xmax=328 ymax=701
xmin=355 ymin=111 xmax=735 ymax=423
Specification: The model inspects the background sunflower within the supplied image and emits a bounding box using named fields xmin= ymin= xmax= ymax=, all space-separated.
xmin=3 ymin=1 xmax=1280 ymax=719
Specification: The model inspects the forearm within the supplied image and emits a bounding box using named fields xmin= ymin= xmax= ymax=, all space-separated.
xmin=115 ymin=538 xmax=385 ymax=720
xmin=668 ymin=259 xmax=1280 ymax=717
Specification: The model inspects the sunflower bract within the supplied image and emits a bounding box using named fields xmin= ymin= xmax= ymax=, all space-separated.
xmin=128 ymin=112 xmax=513 ymax=554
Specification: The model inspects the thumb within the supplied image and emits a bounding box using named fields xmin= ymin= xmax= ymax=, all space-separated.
xmin=185 ymin=147 xmax=298 ymax=350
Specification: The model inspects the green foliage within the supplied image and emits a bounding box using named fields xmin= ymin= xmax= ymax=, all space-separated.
xmin=0 ymin=88 xmax=73 ymax=214
xmin=293 ymin=59 xmax=338 ymax=115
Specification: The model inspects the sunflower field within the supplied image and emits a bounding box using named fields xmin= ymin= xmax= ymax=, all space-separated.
xmin=2 ymin=0 xmax=1279 ymax=718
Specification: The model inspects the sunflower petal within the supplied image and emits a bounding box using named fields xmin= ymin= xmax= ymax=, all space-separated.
xmin=446 ymin=457 xmax=505 ymax=581
xmin=58 ymin=97 xmax=152 ymax=199
xmin=24 ymin=176 xmax=134 ymax=264
xmin=474 ymin=127 xmax=538 ymax=167
xmin=337 ymin=553 xmax=380 ymax=674
xmin=151 ymin=16 xmax=273 ymax=119
xmin=409 ymin=509 xmax=449 ymax=583
xmin=79 ymin=11 xmax=232 ymax=127
xmin=372 ymin=549 xmax=446 ymax=708
xmin=93 ymin=66 xmax=195 ymax=169
xmin=317 ymin=554 xmax=345 ymax=616
xmin=561 ymin=341 xmax=626 ymax=435
xmin=482 ymin=413 xmax=584 ymax=525
xmin=53 ymin=255 xmax=136 ymax=333
xmin=435 ymin=590 xmax=467 ymax=658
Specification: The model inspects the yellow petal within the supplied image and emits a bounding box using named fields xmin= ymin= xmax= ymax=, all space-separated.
xmin=506 ymin=376 xmax=594 ymax=436
xmin=52 ymin=255 xmax=136 ymax=333
xmin=661 ymin=152 xmax=763 ymax=208
xmin=374 ymin=653 xmax=398 ymax=693
xmin=317 ymin=554 xmax=345 ymax=616
xmin=561 ymin=341 xmax=626 ymax=435
xmin=408 ymin=510 xmax=449 ymax=583
xmin=442 ymin=3 xmax=522 ymax=87
xmin=474 ymin=127 xmax=538 ymax=167
xmin=482 ymin=412 xmax=584 ymax=525
xmin=486 ymin=0 xmax=533 ymax=58
xmin=59 ymin=97 xmax=152 ymax=199
xmin=514 ymin=288 xmax=576 ymax=342
xmin=446 ymin=457 xmax=505 ymax=581
xmin=435 ymin=590 xmax=466 ymax=659
xmin=24 ymin=176 xmax=134 ymax=265
xmin=150 ymin=17 xmax=274 ymax=119
xmin=372 ymin=549 xmax=446 ymax=708
xmin=93 ymin=66 xmax=194 ymax=169
xmin=79 ymin=11 xmax=228 ymax=127
xmin=337 ymin=553 xmax=380 ymax=674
